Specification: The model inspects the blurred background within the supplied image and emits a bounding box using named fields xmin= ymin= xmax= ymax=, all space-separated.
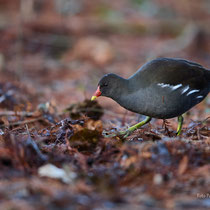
xmin=0 ymin=1 xmax=210 ymax=209
xmin=0 ymin=0 xmax=210 ymax=119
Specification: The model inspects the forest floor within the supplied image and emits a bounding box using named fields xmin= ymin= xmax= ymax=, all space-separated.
xmin=0 ymin=1 xmax=210 ymax=209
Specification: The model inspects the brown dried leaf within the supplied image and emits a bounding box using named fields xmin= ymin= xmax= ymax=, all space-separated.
xmin=178 ymin=155 xmax=188 ymax=175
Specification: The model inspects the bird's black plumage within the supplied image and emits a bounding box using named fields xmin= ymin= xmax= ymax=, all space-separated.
xmin=97 ymin=58 xmax=210 ymax=119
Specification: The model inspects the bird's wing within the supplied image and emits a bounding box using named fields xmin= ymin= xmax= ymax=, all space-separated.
xmin=131 ymin=58 xmax=208 ymax=90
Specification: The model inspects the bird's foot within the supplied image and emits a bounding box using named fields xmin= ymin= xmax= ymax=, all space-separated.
xmin=117 ymin=130 xmax=132 ymax=138
xmin=102 ymin=129 xmax=132 ymax=139
xmin=102 ymin=116 xmax=151 ymax=139
xmin=102 ymin=130 xmax=118 ymax=138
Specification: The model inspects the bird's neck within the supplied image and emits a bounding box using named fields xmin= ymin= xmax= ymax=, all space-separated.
xmin=109 ymin=77 xmax=129 ymax=100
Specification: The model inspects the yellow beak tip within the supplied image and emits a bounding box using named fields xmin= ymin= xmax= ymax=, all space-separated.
xmin=91 ymin=96 xmax=97 ymax=101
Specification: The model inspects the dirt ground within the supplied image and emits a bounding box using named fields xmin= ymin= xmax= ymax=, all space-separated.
xmin=0 ymin=0 xmax=209 ymax=209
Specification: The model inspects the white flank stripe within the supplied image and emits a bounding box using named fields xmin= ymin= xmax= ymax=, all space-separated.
xmin=196 ymin=95 xmax=203 ymax=99
xmin=157 ymin=83 xmax=170 ymax=88
xmin=181 ymin=86 xmax=189 ymax=94
xmin=171 ymin=84 xmax=182 ymax=90
xmin=186 ymin=89 xmax=200 ymax=96
xmin=157 ymin=83 xmax=182 ymax=90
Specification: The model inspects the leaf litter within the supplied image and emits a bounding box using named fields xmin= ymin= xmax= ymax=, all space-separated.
xmin=0 ymin=0 xmax=210 ymax=209
xmin=0 ymin=87 xmax=209 ymax=209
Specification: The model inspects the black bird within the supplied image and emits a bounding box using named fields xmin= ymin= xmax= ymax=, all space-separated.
xmin=91 ymin=58 xmax=210 ymax=137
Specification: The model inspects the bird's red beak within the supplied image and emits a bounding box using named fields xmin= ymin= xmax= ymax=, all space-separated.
xmin=91 ymin=86 xmax=101 ymax=101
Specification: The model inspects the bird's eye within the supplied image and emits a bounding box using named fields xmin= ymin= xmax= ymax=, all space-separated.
xmin=102 ymin=83 xmax=108 ymax=87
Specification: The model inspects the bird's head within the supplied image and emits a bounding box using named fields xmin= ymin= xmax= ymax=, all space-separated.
xmin=91 ymin=73 xmax=124 ymax=101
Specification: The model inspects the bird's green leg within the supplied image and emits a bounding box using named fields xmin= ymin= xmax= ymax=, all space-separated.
xmin=176 ymin=115 xmax=184 ymax=135
xmin=119 ymin=116 xmax=151 ymax=138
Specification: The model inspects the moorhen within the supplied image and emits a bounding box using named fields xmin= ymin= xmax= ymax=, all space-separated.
xmin=91 ymin=58 xmax=210 ymax=137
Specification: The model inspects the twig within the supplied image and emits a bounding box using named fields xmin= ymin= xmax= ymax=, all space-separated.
xmin=25 ymin=124 xmax=48 ymax=162
xmin=202 ymin=116 xmax=210 ymax=123
xmin=0 ymin=111 xmax=36 ymax=117
xmin=0 ymin=117 xmax=43 ymax=128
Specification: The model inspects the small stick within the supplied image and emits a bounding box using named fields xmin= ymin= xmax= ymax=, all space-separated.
xmin=0 ymin=117 xmax=43 ymax=128
xmin=0 ymin=111 xmax=36 ymax=117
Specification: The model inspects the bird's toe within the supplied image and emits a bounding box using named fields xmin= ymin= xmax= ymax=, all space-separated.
xmin=102 ymin=130 xmax=117 ymax=138
xmin=118 ymin=130 xmax=131 ymax=138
